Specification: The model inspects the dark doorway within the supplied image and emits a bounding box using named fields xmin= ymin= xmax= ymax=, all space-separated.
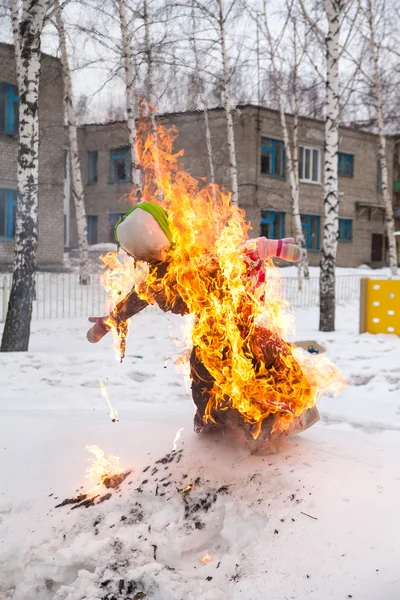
xmin=371 ymin=233 xmax=383 ymax=262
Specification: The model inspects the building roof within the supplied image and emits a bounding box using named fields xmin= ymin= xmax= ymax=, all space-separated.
xmin=0 ymin=41 xmax=61 ymax=63
xmin=78 ymin=103 xmax=391 ymax=142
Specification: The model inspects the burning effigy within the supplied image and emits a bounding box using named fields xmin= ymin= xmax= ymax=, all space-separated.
xmin=87 ymin=123 xmax=345 ymax=441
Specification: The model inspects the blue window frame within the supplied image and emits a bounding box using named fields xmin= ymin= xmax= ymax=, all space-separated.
xmin=109 ymin=146 xmax=131 ymax=183
xmin=0 ymin=189 xmax=17 ymax=239
xmin=261 ymin=137 xmax=285 ymax=178
xmin=108 ymin=212 xmax=124 ymax=242
xmin=87 ymin=215 xmax=98 ymax=245
xmin=88 ymin=150 xmax=98 ymax=184
xmin=301 ymin=214 xmax=320 ymax=250
xmin=339 ymin=218 xmax=353 ymax=242
xmin=260 ymin=210 xmax=285 ymax=239
xmin=0 ymin=82 xmax=19 ymax=136
xmin=338 ymin=152 xmax=354 ymax=178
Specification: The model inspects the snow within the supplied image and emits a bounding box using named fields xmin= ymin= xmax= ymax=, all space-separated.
xmin=1 ymin=301 xmax=400 ymax=599
xmin=89 ymin=243 xmax=118 ymax=253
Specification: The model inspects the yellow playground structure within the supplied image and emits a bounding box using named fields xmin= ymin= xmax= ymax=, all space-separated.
xmin=359 ymin=278 xmax=400 ymax=335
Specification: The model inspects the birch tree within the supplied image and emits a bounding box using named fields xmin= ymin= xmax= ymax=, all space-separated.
xmin=190 ymin=0 xmax=239 ymax=203
xmin=117 ymin=0 xmax=142 ymax=193
xmin=142 ymin=0 xmax=163 ymax=188
xmin=299 ymin=0 xmax=359 ymax=332
xmin=257 ymin=3 xmax=310 ymax=283
xmin=217 ymin=0 xmax=238 ymax=204
xmin=1 ymin=0 xmax=54 ymax=352
xmin=364 ymin=0 xmax=397 ymax=275
xmin=55 ymin=0 xmax=91 ymax=285
xmin=190 ymin=0 xmax=217 ymax=195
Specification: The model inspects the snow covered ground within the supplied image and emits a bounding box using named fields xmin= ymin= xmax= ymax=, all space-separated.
xmin=1 ymin=300 xmax=400 ymax=600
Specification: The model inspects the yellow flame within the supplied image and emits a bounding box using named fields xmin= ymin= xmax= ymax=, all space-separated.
xmin=202 ymin=554 xmax=213 ymax=564
xmin=99 ymin=379 xmax=118 ymax=422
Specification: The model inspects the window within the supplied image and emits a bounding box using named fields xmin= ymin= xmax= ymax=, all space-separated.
xmin=339 ymin=218 xmax=353 ymax=242
xmin=261 ymin=138 xmax=285 ymax=178
xmin=108 ymin=212 xmax=124 ymax=243
xmin=301 ymin=215 xmax=320 ymax=250
xmin=377 ymin=160 xmax=382 ymax=192
xmin=338 ymin=152 xmax=354 ymax=178
xmin=88 ymin=150 xmax=98 ymax=184
xmin=260 ymin=210 xmax=285 ymax=239
xmin=87 ymin=215 xmax=98 ymax=245
xmin=0 ymin=189 xmax=17 ymax=239
xmin=0 ymin=83 xmax=19 ymax=136
xmin=109 ymin=146 xmax=131 ymax=183
xmin=299 ymin=146 xmax=321 ymax=183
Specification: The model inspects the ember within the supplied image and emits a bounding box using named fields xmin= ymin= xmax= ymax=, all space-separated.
xmin=182 ymin=483 xmax=192 ymax=495
xmin=202 ymin=554 xmax=213 ymax=564
xmin=102 ymin=471 xmax=131 ymax=489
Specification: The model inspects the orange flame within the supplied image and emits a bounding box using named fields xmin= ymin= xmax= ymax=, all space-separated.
xmin=99 ymin=122 xmax=345 ymax=438
xmin=202 ymin=554 xmax=213 ymax=564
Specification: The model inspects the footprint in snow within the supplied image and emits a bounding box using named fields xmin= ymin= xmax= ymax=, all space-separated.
xmin=350 ymin=375 xmax=375 ymax=386
xmin=129 ymin=371 xmax=155 ymax=383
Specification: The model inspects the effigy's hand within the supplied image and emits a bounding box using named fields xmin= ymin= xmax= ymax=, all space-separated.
xmin=87 ymin=316 xmax=111 ymax=343
xmin=257 ymin=237 xmax=302 ymax=263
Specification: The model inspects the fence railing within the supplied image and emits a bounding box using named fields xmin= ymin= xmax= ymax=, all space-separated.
xmin=0 ymin=272 xmax=108 ymax=322
xmin=0 ymin=271 xmax=398 ymax=322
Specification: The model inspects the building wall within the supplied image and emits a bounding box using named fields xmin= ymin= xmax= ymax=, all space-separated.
xmin=0 ymin=43 xmax=64 ymax=270
xmin=75 ymin=105 xmax=392 ymax=268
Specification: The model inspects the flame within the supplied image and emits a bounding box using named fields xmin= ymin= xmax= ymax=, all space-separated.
xmin=202 ymin=554 xmax=213 ymax=564
xmin=86 ymin=444 xmax=122 ymax=488
xmin=182 ymin=483 xmax=192 ymax=494
xmin=100 ymin=251 xmax=149 ymax=360
xmin=99 ymin=379 xmax=118 ymax=422
xmin=99 ymin=121 xmax=345 ymax=438
xmin=173 ymin=427 xmax=184 ymax=450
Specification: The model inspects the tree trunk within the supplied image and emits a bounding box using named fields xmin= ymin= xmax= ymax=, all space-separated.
xmin=1 ymin=0 xmax=51 ymax=352
xmin=118 ymin=0 xmax=142 ymax=193
xmin=190 ymin=2 xmax=216 ymax=201
xmin=217 ymin=0 xmax=238 ymax=205
xmin=291 ymin=16 xmax=309 ymax=282
xmin=367 ymin=0 xmax=398 ymax=276
xmin=55 ymin=1 xmax=90 ymax=285
xmin=143 ymin=0 xmax=162 ymax=192
xmin=319 ymin=0 xmax=341 ymax=332
xmin=261 ymin=5 xmax=309 ymax=284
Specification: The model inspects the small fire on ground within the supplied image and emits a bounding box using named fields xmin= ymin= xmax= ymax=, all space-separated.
xmin=56 ymin=445 xmax=131 ymax=510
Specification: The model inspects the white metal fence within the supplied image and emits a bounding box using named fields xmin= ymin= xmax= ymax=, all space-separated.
xmin=0 ymin=271 xmax=397 ymax=323
xmin=0 ymin=273 xmax=108 ymax=322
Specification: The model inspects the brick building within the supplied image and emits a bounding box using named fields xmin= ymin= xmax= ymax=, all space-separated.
xmin=0 ymin=43 xmax=64 ymax=270
xmin=392 ymin=138 xmax=400 ymax=259
xmin=69 ymin=105 xmax=396 ymax=267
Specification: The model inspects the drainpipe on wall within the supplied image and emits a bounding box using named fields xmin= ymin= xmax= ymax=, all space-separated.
xmin=63 ymin=147 xmax=70 ymax=249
